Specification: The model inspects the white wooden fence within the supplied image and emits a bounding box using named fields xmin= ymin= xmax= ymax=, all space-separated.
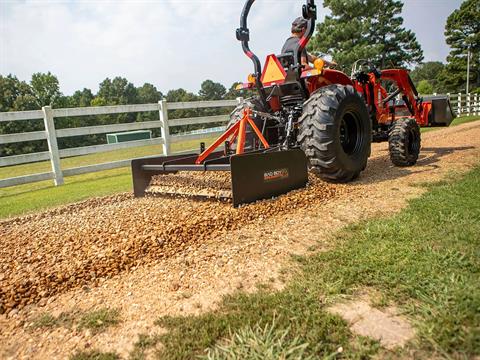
xmin=0 ymin=99 xmax=240 ymax=188
xmin=447 ymin=93 xmax=480 ymax=117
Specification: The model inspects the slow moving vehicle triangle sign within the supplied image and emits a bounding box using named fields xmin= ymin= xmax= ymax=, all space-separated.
xmin=261 ymin=55 xmax=287 ymax=86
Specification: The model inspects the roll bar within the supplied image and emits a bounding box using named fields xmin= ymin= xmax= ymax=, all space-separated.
xmin=236 ymin=0 xmax=317 ymax=110
xmin=296 ymin=0 xmax=317 ymax=68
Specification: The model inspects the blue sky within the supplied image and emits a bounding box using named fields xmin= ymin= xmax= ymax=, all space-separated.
xmin=0 ymin=0 xmax=463 ymax=95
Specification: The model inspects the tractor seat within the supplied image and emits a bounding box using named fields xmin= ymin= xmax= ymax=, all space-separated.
xmin=277 ymin=53 xmax=294 ymax=70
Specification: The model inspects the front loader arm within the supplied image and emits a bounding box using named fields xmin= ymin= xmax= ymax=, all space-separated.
xmin=380 ymin=69 xmax=424 ymax=124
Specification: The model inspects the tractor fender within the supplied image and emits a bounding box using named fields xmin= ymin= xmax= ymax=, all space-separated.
xmin=322 ymin=69 xmax=354 ymax=86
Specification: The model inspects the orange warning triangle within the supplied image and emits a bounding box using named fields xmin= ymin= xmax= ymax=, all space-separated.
xmin=261 ymin=55 xmax=286 ymax=84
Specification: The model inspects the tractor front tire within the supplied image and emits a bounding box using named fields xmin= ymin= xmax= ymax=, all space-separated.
xmin=298 ymin=84 xmax=371 ymax=182
xmin=388 ymin=118 xmax=421 ymax=166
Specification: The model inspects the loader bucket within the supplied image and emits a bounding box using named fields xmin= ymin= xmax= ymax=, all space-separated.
xmin=131 ymin=148 xmax=308 ymax=207
xmin=424 ymin=95 xmax=456 ymax=127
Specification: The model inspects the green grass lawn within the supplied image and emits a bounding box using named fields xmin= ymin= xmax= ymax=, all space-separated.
xmin=0 ymin=136 xmax=216 ymax=219
xmin=138 ymin=165 xmax=479 ymax=359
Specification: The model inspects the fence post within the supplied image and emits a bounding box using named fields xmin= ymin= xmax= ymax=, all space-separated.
xmin=42 ymin=106 xmax=64 ymax=186
xmin=458 ymin=93 xmax=462 ymax=115
xmin=159 ymin=100 xmax=170 ymax=156
xmin=475 ymin=93 xmax=479 ymax=116
xmin=236 ymin=97 xmax=244 ymax=105
xmin=467 ymin=93 xmax=471 ymax=116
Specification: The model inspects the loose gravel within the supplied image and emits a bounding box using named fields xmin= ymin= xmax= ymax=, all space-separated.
xmin=148 ymin=172 xmax=232 ymax=200
xmin=0 ymin=172 xmax=348 ymax=315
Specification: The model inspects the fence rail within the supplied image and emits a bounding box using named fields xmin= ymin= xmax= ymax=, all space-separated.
xmin=1 ymin=93 xmax=479 ymax=189
xmin=0 ymin=99 xmax=240 ymax=188
xmin=447 ymin=93 xmax=480 ymax=117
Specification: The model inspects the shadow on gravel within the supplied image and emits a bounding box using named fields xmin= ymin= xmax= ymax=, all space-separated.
xmin=358 ymin=146 xmax=475 ymax=185
xmin=418 ymin=146 xmax=475 ymax=166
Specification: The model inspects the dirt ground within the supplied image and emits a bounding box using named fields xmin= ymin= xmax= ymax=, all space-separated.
xmin=1 ymin=121 xmax=480 ymax=359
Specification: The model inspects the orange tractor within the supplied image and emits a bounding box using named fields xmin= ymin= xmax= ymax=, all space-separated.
xmin=132 ymin=0 xmax=454 ymax=206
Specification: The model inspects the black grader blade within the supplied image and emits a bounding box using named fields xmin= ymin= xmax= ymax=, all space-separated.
xmin=131 ymin=148 xmax=308 ymax=207
xmin=230 ymin=149 xmax=308 ymax=207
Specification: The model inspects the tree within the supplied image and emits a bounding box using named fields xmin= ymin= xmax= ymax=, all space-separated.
xmin=136 ymin=83 xmax=163 ymax=124
xmin=416 ymin=80 xmax=434 ymax=95
xmin=70 ymin=88 xmax=94 ymax=107
xmin=0 ymin=75 xmax=44 ymax=156
xmin=165 ymin=89 xmax=200 ymax=133
xmin=369 ymin=0 xmax=424 ymax=68
xmin=95 ymin=77 xmax=138 ymax=124
xmin=311 ymin=0 xmax=424 ymax=71
xmin=97 ymin=77 xmax=137 ymax=105
xmin=440 ymin=0 xmax=479 ymax=92
xmin=198 ymin=80 xmax=226 ymax=100
xmin=137 ymin=83 xmax=162 ymax=104
xmin=198 ymin=80 xmax=228 ymax=118
xmin=30 ymin=72 xmax=61 ymax=107
xmin=0 ymin=75 xmax=36 ymax=112
xmin=310 ymin=0 xmax=377 ymax=72
xmin=410 ymin=61 xmax=445 ymax=92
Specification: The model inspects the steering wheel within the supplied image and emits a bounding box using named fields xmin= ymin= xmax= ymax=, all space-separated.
xmin=351 ymin=59 xmax=380 ymax=78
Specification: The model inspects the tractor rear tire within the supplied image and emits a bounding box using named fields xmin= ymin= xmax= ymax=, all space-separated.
xmin=227 ymin=97 xmax=266 ymax=150
xmin=298 ymin=84 xmax=371 ymax=182
xmin=388 ymin=118 xmax=421 ymax=166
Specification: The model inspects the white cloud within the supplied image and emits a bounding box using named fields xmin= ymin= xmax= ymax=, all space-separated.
xmin=0 ymin=0 xmax=324 ymax=95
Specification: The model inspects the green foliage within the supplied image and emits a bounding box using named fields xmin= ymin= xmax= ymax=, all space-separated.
xmin=97 ymin=77 xmax=138 ymax=105
xmin=165 ymin=82 xmax=229 ymax=135
xmin=440 ymin=0 xmax=479 ymax=92
xmin=416 ymin=80 xmax=434 ymax=95
xmin=30 ymin=71 xmax=61 ymax=107
xmin=410 ymin=61 xmax=445 ymax=93
xmin=0 ymin=74 xmax=36 ymax=112
xmin=311 ymin=0 xmax=423 ymax=71
xmin=199 ymin=80 xmax=226 ymax=100
xmin=70 ymin=88 xmax=95 ymax=107
xmin=0 ymin=74 xmax=46 ymax=156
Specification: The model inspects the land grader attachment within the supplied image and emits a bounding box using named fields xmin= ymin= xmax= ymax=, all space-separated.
xmin=132 ymin=0 xmax=455 ymax=207
xmin=131 ymin=106 xmax=308 ymax=207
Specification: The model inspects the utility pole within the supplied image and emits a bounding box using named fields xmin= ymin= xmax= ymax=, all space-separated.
xmin=466 ymin=44 xmax=471 ymax=94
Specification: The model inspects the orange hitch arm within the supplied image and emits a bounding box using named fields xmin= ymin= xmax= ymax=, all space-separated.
xmin=195 ymin=108 xmax=270 ymax=165
xmin=195 ymin=122 xmax=239 ymax=164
